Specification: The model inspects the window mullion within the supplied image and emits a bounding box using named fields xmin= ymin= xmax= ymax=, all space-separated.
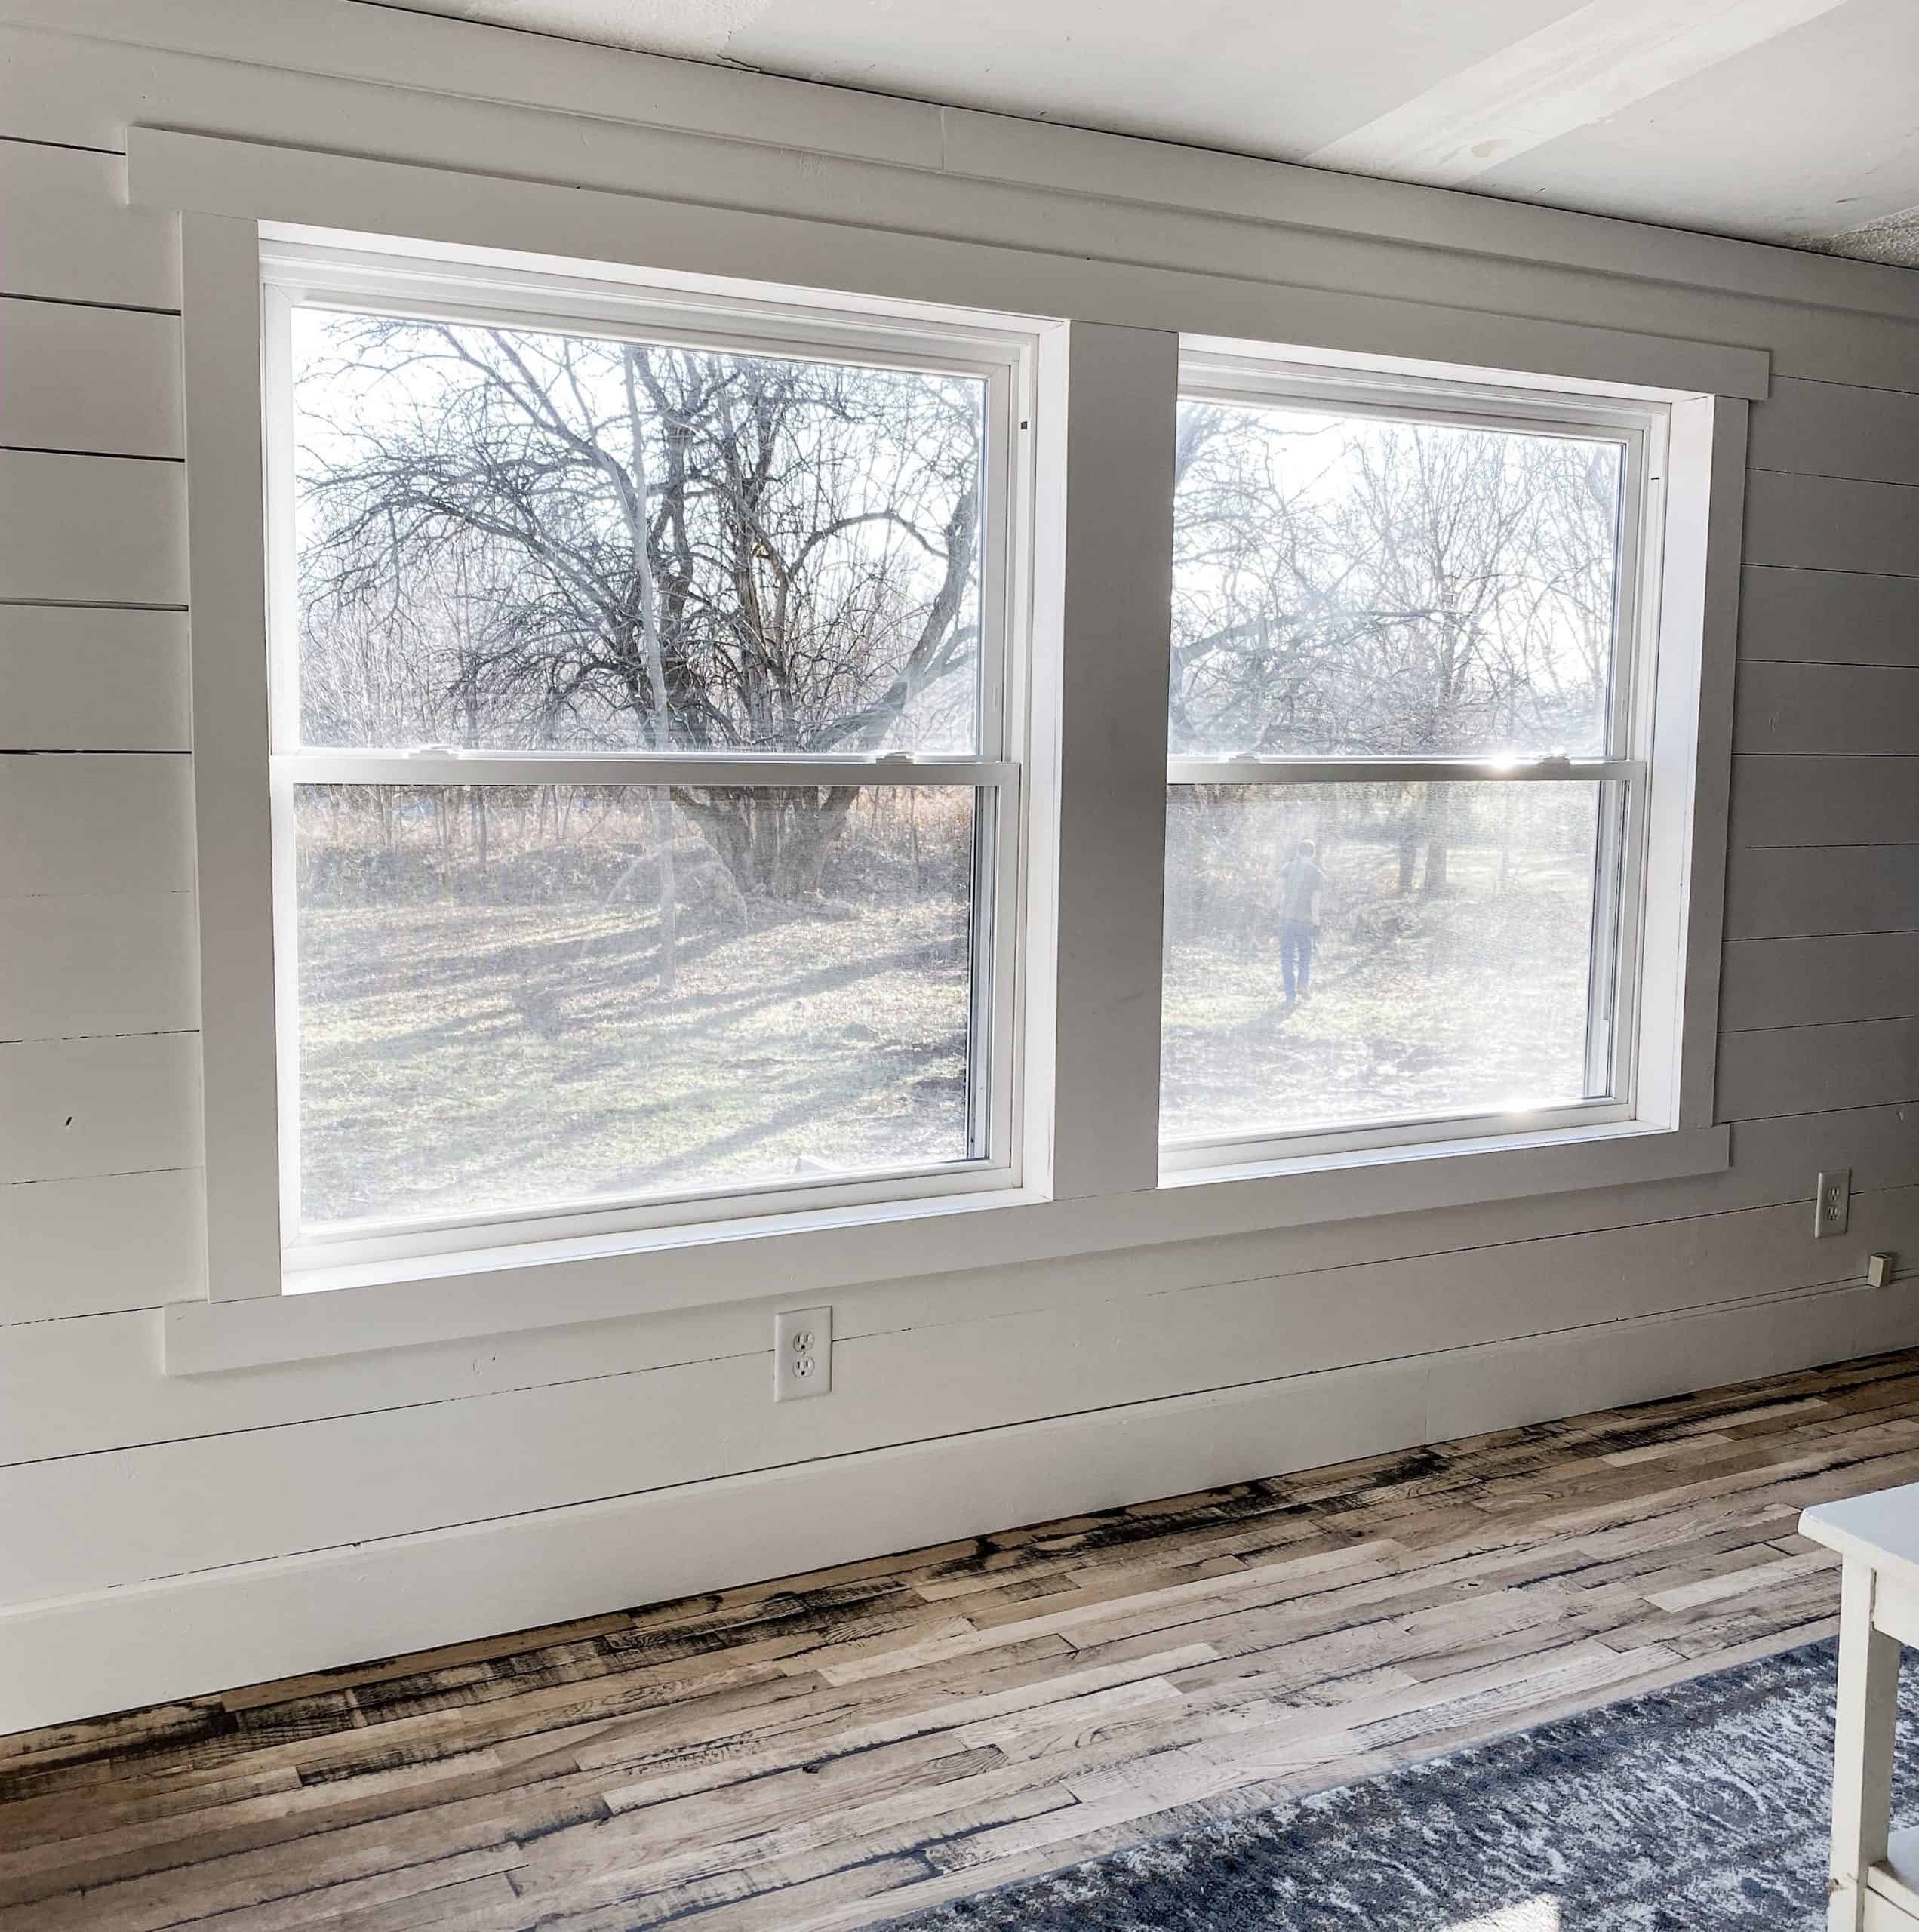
xmin=1032 ymin=321 xmax=1179 ymax=1202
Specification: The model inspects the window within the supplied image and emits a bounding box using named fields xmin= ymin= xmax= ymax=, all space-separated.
xmin=1161 ymin=354 xmax=1662 ymax=1169
xmin=155 ymin=155 xmax=1741 ymax=1364
xmin=262 ymin=245 xmax=1030 ymax=1266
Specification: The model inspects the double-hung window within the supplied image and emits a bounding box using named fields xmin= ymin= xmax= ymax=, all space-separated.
xmin=261 ymin=244 xmax=1031 ymax=1269
xmin=1161 ymin=350 xmax=1664 ymax=1171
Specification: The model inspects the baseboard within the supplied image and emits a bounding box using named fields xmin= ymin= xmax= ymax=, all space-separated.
xmin=2 ymin=1275 xmax=1908 ymax=1734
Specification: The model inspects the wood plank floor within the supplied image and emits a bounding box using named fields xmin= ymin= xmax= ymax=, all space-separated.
xmin=8 ymin=1349 xmax=1919 ymax=1931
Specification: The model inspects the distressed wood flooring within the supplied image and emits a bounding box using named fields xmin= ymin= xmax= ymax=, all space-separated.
xmin=7 ymin=1348 xmax=1918 ymax=1930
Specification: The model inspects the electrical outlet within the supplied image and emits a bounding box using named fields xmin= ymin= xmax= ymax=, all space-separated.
xmin=1814 ymin=1169 xmax=1851 ymax=1239
xmin=774 ymin=1306 xmax=832 ymax=1401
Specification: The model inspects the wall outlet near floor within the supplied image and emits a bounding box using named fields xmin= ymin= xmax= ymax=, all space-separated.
xmin=1814 ymin=1170 xmax=1850 ymax=1239
xmin=1868 ymin=1252 xmax=1896 ymax=1290
xmin=774 ymin=1306 xmax=832 ymax=1401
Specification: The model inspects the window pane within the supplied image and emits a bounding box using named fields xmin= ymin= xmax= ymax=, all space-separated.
xmin=292 ymin=784 xmax=979 ymax=1232
xmin=1161 ymin=782 xmax=1611 ymax=1145
xmin=1172 ymin=400 xmax=1624 ymax=758
xmin=291 ymin=308 xmax=986 ymax=755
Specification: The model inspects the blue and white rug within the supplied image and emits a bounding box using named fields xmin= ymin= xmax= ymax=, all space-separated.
xmin=887 ymin=1638 xmax=1918 ymax=1930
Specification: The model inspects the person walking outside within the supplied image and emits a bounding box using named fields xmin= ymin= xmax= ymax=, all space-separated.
xmin=1276 ymin=837 xmax=1326 ymax=1006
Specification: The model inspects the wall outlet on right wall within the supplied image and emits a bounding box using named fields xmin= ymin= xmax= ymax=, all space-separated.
xmin=1814 ymin=1170 xmax=1850 ymax=1239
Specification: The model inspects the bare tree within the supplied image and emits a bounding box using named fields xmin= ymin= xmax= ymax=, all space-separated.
xmin=1171 ymin=405 xmax=1619 ymax=892
xmin=296 ymin=315 xmax=984 ymax=913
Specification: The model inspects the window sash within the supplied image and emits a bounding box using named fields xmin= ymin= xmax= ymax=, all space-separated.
xmin=1173 ymin=361 xmax=1655 ymax=771
xmin=1160 ymin=768 xmax=1646 ymax=1166
xmin=273 ymin=771 xmax=1023 ymax=1266
xmin=1162 ymin=358 xmax=1663 ymax=1174
xmin=262 ymin=251 xmax=1035 ymax=1269
xmin=261 ymin=251 xmax=1026 ymax=771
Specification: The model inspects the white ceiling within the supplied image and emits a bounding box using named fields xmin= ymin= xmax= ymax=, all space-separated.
xmin=382 ymin=0 xmax=1919 ymax=266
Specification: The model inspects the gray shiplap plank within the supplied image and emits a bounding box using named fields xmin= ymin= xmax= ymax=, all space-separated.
xmin=1733 ymin=662 xmax=1919 ymax=755
xmin=0 ymin=1033 xmax=204 ymax=1185
xmin=1725 ymin=843 xmax=1919 ymax=940
xmin=1732 ymin=755 xmax=1919 ymax=849
xmin=0 ymin=298 xmax=183 ymax=458
xmin=1721 ymin=933 xmax=1919 ymax=1031
xmin=0 ymin=891 xmax=198 ymax=1043
xmin=1717 ymin=1016 xmax=1919 ymax=1119
xmin=1748 ymin=377 xmax=1919 ymax=488
xmin=0 ymin=1171 xmax=205 ymax=1327
xmin=0 ymin=755 xmax=194 ymax=895
xmin=1739 ymin=565 xmax=1919 ymax=668
xmin=1744 ymin=470 xmax=1919 ymax=578
xmin=0 ymin=143 xmax=179 ymax=309
xmin=0 ymin=607 xmax=191 ymax=750
xmin=0 ymin=451 xmax=188 ymax=606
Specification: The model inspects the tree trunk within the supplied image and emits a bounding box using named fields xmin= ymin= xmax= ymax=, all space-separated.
xmin=469 ymin=787 xmax=489 ymax=891
xmin=620 ymin=349 xmax=678 ymax=995
xmin=675 ymin=785 xmax=861 ymax=903
xmin=1421 ymin=787 xmax=1451 ymax=897
xmin=770 ymin=786 xmax=860 ymax=899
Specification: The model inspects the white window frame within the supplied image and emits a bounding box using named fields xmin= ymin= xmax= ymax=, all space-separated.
xmin=1162 ymin=349 xmax=1668 ymax=1177
xmin=143 ymin=134 xmax=1745 ymax=1374
xmin=259 ymin=240 xmax=1039 ymax=1276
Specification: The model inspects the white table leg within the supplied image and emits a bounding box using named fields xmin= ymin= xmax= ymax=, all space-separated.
xmin=1832 ymin=1555 xmax=1902 ymax=1930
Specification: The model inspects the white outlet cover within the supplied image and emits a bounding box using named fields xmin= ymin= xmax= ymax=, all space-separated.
xmin=1815 ymin=1169 xmax=1851 ymax=1238
xmin=774 ymin=1305 xmax=832 ymax=1401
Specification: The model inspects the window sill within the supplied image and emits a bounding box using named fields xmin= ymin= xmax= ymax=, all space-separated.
xmin=163 ymin=1118 xmax=1728 ymax=1374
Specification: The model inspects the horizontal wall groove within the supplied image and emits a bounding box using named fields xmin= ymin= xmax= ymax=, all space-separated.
xmin=1739 ymin=561 xmax=1919 ymax=585
xmin=0 ymin=1026 xmax=200 ymax=1048
xmin=1747 ymin=464 xmax=1919 ymax=491
xmin=1727 ymin=924 xmax=1919 ymax=940
xmin=0 ymin=130 xmax=120 ymax=159
xmin=1770 ymin=371 xmax=1919 ymax=398
xmin=1729 ymin=842 xmax=1919 ymax=854
xmin=0 ymin=288 xmax=179 ymax=318
xmin=0 ymin=445 xmax=183 ymax=466
xmin=0 ymin=598 xmax=188 ymax=614
xmin=1725 ymin=931 xmax=1919 ymax=945
xmin=0 ymin=1304 xmax=174 ymax=1336
xmin=1716 ymin=1100 xmax=1919 ymax=1127
xmin=1718 ymin=1017 xmax=1919 ymax=1038
xmin=1734 ymin=658 xmax=1919 ymax=673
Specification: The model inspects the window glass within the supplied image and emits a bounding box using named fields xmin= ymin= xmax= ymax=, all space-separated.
xmin=293 ymin=783 xmax=979 ymax=1231
xmin=1170 ymin=399 xmax=1625 ymax=758
xmin=1161 ymin=781 xmax=1613 ymax=1146
xmin=291 ymin=309 xmax=987 ymax=756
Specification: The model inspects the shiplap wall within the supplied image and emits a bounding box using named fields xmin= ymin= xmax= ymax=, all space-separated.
xmin=4 ymin=2 xmax=1919 ymax=1731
